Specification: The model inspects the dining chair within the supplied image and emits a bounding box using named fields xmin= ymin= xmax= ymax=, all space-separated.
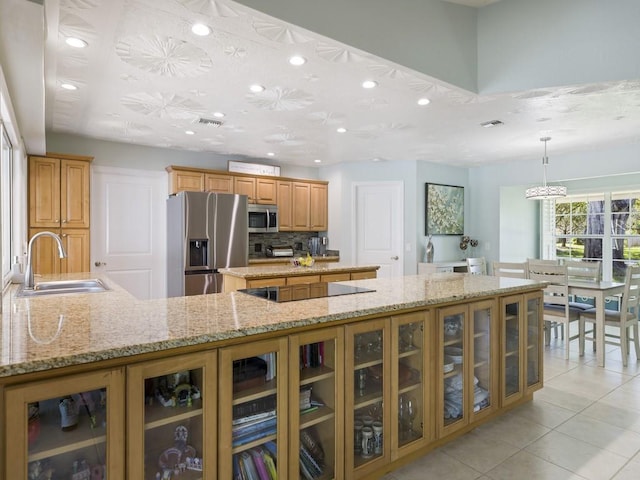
xmin=579 ymin=264 xmax=640 ymax=366
xmin=563 ymin=259 xmax=602 ymax=348
xmin=492 ymin=261 xmax=527 ymax=278
xmin=466 ymin=257 xmax=487 ymax=275
xmin=527 ymin=262 xmax=581 ymax=359
xmin=527 ymin=258 xmax=563 ymax=340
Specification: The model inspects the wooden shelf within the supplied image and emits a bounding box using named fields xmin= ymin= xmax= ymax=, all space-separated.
xmin=299 ymin=405 xmax=335 ymax=429
xmin=300 ymin=365 xmax=335 ymax=386
xmin=28 ymin=414 xmax=106 ymax=461
xmin=232 ymin=433 xmax=277 ymax=454
xmin=144 ymin=400 xmax=203 ymax=430
xmin=233 ymin=379 xmax=277 ymax=405
xmin=398 ymin=346 xmax=421 ymax=359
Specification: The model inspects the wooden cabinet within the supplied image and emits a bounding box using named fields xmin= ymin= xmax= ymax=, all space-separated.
xmin=28 ymin=154 xmax=92 ymax=274
xmin=29 ymin=155 xmax=91 ymax=229
xmin=500 ymin=292 xmax=543 ymax=407
xmin=345 ymin=318 xmax=390 ymax=479
xmin=289 ymin=327 xmax=344 ymax=480
xmin=222 ymin=268 xmax=379 ymax=292
xmin=277 ymin=181 xmax=293 ymax=231
xmin=170 ymin=170 xmax=204 ymax=193
xmin=4 ymin=368 xmax=125 ymax=479
xmin=309 ymin=183 xmax=328 ymax=231
xmin=205 ymin=173 xmax=233 ymax=193
xmin=127 ymin=352 xmax=216 ymax=478
xmin=219 ymin=338 xmax=289 ymax=479
xmin=256 ymin=177 xmax=277 ymax=204
xmin=292 ymin=182 xmax=311 ymax=230
xmin=234 ymin=176 xmax=256 ymax=203
xmin=436 ymin=299 xmax=497 ymax=438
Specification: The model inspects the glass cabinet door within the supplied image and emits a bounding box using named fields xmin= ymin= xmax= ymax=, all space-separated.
xmin=501 ymin=295 xmax=524 ymax=406
xmin=438 ymin=304 xmax=467 ymax=436
xmin=525 ymin=292 xmax=543 ymax=393
xmin=5 ymin=368 xmax=125 ymax=479
xmin=470 ymin=300 xmax=497 ymax=422
xmin=289 ymin=327 xmax=344 ymax=480
xmin=345 ymin=318 xmax=389 ymax=479
xmin=127 ymin=352 xmax=215 ymax=479
xmin=392 ymin=311 xmax=430 ymax=460
xmin=219 ymin=338 xmax=288 ymax=480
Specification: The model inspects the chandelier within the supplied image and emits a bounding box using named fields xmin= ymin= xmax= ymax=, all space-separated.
xmin=525 ymin=137 xmax=567 ymax=200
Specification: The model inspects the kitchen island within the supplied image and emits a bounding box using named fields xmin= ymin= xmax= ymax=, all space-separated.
xmin=0 ymin=273 xmax=544 ymax=479
xmin=221 ymin=262 xmax=380 ymax=292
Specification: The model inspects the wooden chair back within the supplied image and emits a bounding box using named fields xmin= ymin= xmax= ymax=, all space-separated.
xmin=492 ymin=261 xmax=527 ymax=279
xmin=466 ymin=257 xmax=487 ymax=275
xmin=563 ymin=259 xmax=601 ymax=283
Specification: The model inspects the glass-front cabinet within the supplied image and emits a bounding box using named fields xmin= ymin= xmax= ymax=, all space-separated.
xmin=500 ymin=292 xmax=543 ymax=406
xmin=5 ymin=368 xmax=125 ymax=479
xmin=345 ymin=318 xmax=390 ymax=479
xmin=219 ymin=338 xmax=288 ymax=479
xmin=127 ymin=352 xmax=216 ymax=479
xmin=437 ymin=300 xmax=497 ymax=438
xmin=289 ymin=327 xmax=344 ymax=480
xmin=391 ymin=311 xmax=431 ymax=460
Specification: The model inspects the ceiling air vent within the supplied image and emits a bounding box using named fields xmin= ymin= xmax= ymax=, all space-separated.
xmin=198 ymin=117 xmax=224 ymax=127
xmin=480 ymin=120 xmax=504 ymax=128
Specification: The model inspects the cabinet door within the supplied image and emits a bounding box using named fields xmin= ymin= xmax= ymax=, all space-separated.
xmin=171 ymin=171 xmax=204 ymax=193
xmin=524 ymin=292 xmax=543 ymax=395
xmin=500 ymin=294 xmax=524 ymax=406
xmin=309 ymin=183 xmax=328 ymax=231
xmin=234 ymin=176 xmax=256 ymax=203
xmin=219 ymin=338 xmax=289 ymax=479
xmin=256 ymin=178 xmax=277 ymax=204
xmin=351 ymin=271 xmax=377 ymax=280
xmin=127 ymin=352 xmax=216 ymax=479
xmin=289 ymin=327 xmax=344 ymax=480
xmin=469 ymin=299 xmax=498 ymax=423
xmin=5 ymin=368 xmax=125 ymax=479
xmin=60 ymin=159 xmax=90 ymax=228
xmin=28 ymin=228 xmax=63 ymax=275
xmin=292 ymin=182 xmax=311 ymax=231
xmin=345 ymin=318 xmax=390 ymax=478
xmin=61 ymin=229 xmax=90 ymax=273
xmin=205 ymin=173 xmax=233 ymax=193
xmin=391 ymin=311 xmax=431 ymax=460
xmin=437 ymin=304 xmax=468 ymax=437
xmin=29 ymin=156 xmax=61 ymax=228
xmin=277 ymin=181 xmax=293 ymax=231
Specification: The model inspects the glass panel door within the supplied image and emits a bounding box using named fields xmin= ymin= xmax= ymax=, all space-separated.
xmin=501 ymin=296 xmax=523 ymax=405
xmin=471 ymin=300 xmax=495 ymax=420
xmin=526 ymin=293 xmax=543 ymax=390
xmin=440 ymin=305 xmax=466 ymax=434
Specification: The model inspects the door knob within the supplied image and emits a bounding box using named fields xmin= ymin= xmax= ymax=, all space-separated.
xmin=94 ymin=261 xmax=107 ymax=267
xmin=391 ymin=256 xmax=399 ymax=260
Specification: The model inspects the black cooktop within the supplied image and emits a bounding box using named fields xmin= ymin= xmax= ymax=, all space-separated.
xmin=238 ymin=282 xmax=375 ymax=302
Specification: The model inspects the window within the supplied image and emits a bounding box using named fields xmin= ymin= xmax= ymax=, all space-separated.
xmin=550 ymin=192 xmax=640 ymax=281
xmin=0 ymin=122 xmax=12 ymax=285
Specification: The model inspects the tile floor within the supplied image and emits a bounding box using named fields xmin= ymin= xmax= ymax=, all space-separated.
xmin=382 ymin=333 xmax=640 ymax=480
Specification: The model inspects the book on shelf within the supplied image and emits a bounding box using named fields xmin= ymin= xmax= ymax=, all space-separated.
xmin=300 ymin=427 xmax=325 ymax=464
xmin=233 ymin=421 xmax=277 ymax=447
xmin=233 ymin=416 xmax=277 ymax=438
xmin=250 ymin=448 xmax=271 ymax=480
xmin=233 ymin=394 xmax=277 ymax=419
xmin=233 ymin=408 xmax=277 ymax=426
xmin=241 ymin=451 xmax=260 ymax=480
xmin=300 ymin=385 xmax=312 ymax=410
xmin=257 ymin=352 xmax=277 ymax=382
xmin=260 ymin=447 xmax=278 ymax=480
xmin=299 ymin=444 xmax=324 ymax=479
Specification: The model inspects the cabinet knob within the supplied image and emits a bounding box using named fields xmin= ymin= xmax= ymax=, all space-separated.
xmin=61 ymin=233 xmax=67 ymax=238
xmin=94 ymin=261 xmax=107 ymax=267
xmin=62 ymin=219 xmax=67 ymax=223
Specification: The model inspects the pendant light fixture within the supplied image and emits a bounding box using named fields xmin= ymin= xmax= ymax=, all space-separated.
xmin=525 ymin=136 xmax=567 ymax=200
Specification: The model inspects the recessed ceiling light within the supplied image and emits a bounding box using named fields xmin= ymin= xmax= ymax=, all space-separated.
xmin=60 ymin=83 xmax=78 ymax=90
xmin=417 ymin=98 xmax=431 ymax=106
xmin=267 ymin=152 xmax=275 ymax=157
xmin=289 ymin=55 xmax=306 ymax=66
xmin=65 ymin=37 xmax=87 ymax=48
xmin=191 ymin=23 xmax=211 ymax=36
xmin=336 ymin=127 xmax=347 ymax=133
xmin=185 ymin=130 xmax=195 ymax=135
xmin=249 ymin=84 xmax=265 ymax=93
xmin=362 ymin=80 xmax=377 ymax=89
xmin=212 ymin=112 xmax=225 ymax=118
xmin=314 ymin=159 xmax=322 ymax=163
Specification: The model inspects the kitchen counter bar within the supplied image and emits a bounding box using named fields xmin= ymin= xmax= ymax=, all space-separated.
xmin=220 ymin=262 xmax=378 ymax=279
xmin=0 ymin=272 xmax=543 ymax=379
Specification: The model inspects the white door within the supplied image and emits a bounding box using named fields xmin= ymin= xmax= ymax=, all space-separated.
xmin=352 ymin=181 xmax=404 ymax=278
xmin=91 ymin=166 xmax=167 ymax=299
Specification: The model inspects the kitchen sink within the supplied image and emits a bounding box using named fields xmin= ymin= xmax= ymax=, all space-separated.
xmin=16 ymin=279 xmax=110 ymax=297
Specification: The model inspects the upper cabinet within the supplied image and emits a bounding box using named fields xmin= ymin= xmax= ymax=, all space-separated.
xmin=29 ymin=155 xmax=91 ymax=229
xmin=167 ymin=166 xmax=328 ymax=231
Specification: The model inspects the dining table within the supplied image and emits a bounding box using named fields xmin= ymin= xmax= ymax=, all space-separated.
xmin=568 ymin=279 xmax=626 ymax=367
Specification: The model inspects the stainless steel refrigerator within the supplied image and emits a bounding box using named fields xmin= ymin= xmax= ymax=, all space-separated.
xmin=167 ymin=191 xmax=248 ymax=297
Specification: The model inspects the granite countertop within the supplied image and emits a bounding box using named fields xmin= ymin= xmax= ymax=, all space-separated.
xmin=221 ymin=262 xmax=379 ymax=278
xmin=0 ymin=272 xmax=544 ymax=379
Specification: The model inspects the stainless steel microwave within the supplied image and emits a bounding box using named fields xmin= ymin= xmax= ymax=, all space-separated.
xmin=248 ymin=204 xmax=278 ymax=233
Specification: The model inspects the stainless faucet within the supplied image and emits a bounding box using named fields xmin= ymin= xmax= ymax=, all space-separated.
xmin=24 ymin=231 xmax=67 ymax=289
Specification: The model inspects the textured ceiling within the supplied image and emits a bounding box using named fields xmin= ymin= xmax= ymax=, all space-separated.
xmin=42 ymin=0 xmax=640 ymax=168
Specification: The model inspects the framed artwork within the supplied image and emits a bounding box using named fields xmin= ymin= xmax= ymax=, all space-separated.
xmin=425 ymin=183 xmax=464 ymax=235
